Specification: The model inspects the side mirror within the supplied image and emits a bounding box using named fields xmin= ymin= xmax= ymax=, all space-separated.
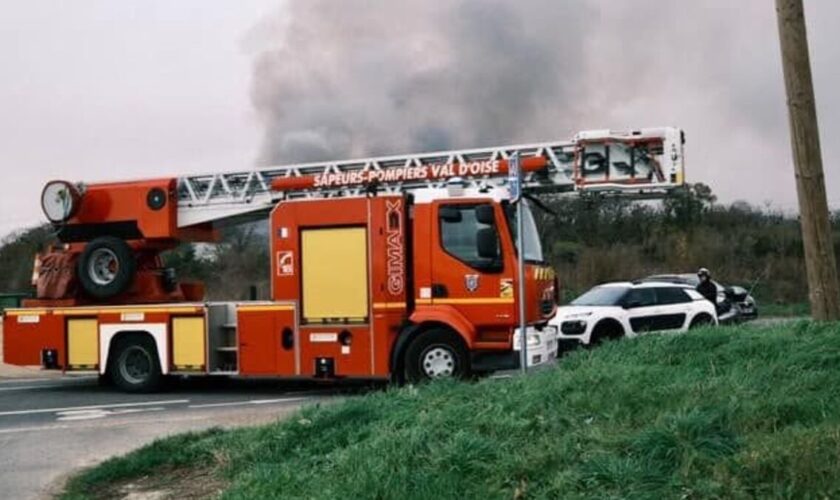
xmin=477 ymin=228 xmax=499 ymax=260
xmin=439 ymin=206 xmax=462 ymax=223
xmin=623 ymin=300 xmax=642 ymax=309
xmin=475 ymin=205 xmax=496 ymax=225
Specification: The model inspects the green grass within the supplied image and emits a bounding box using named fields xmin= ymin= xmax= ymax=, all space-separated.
xmin=62 ymin=321 xmax=840 ymax=499
xmin=760 ymin=302 xmax=810 ymax=318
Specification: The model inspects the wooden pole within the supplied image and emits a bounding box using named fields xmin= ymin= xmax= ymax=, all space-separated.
xmin=775 ymin=0 xmax=840 ymax=320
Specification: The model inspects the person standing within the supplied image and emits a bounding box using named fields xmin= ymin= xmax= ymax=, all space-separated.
xmin=696 ymin=268 xmax=717 ymax=305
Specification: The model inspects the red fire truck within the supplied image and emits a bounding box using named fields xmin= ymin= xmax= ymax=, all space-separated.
xmin=3 ymin=128 xmax=684 ymax=392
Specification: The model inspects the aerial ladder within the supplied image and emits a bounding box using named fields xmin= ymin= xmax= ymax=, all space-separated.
xmin=36 ymin=126 xmax=685 ymax=305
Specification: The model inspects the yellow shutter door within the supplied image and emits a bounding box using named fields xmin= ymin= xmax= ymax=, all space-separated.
xmin=302 ymin=227 xmax=369 ymax=322
xmin=67 ymin=319 xmax=98 ymax=368
xmin=172 ymin=317 xmax=206 ymax=370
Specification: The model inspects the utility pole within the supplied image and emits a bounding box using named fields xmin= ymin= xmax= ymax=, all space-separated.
xmin=775 ymin=0 xmax=840 ymax=320
xmin=509 ymin=152 xmax=528 ymax=373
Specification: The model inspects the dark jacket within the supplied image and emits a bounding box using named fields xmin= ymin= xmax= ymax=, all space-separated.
xmin=697 ymin=280 xmax=717 ymax=304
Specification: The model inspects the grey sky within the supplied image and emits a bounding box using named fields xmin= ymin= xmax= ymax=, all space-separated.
xmin=2 ymin=1 xmax=839 ymax=239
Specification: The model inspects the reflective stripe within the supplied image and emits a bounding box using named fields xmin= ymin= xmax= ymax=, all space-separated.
xmin=54 ymin=306 xmax=201 ymax=316
xmin=415 ymin=298 xmax=514 ymax=305
xmin=4 ymin=309 xmax=47 ymax=316
xmin=372 ymin=302 xmax=406 ymax=310
xmin=237 ymin=305 xmax=296 ymax=312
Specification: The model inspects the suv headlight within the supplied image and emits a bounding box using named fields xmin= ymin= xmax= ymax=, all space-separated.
xmin=527 ymin=333 xmax=542 ymax=347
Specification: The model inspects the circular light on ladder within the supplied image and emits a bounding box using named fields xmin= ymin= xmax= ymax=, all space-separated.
xmin=41 ymin=180 xmax=81 ymax=223
xmin=147 ymin=187 xmax=167 ymax=210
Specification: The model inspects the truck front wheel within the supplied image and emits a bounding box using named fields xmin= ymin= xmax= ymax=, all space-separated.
xmin=108 ymin=335 xmax=163 ymax=393
xmin=404 ymin=329 xmax=469 ymax=383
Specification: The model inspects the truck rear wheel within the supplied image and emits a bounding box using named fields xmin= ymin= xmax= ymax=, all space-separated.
xmin=77 ymin=236 xmax=136 ymax=299
xmin=108 ymin=335 xmax=163 ymax=393
xmin=404 ymin=329 xmax=469 ymax=383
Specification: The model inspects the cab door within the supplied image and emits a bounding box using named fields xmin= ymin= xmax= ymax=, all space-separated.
xmin=429 ymin=202 xmax=515 ymax=341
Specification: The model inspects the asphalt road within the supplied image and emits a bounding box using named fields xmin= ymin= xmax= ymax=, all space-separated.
xmin=0 ymin=375 xmax=354 ymax=500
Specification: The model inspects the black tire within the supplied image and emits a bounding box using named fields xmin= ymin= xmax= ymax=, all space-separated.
xmin=77 ymin=236 xmax=136 ymax=299
xmin=108 ymin=334 xmax=163 ymax=393
xmin=589 ymin=319 xmax=624 ymax=346
xmin=690 ymin=313 xmax=714 ymax=330
xmin=404 ymin=329 xmax=469 ymax=384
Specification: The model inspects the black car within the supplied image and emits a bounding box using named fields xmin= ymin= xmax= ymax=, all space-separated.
xmin=641 ymin=274 xmax=758 ymax=323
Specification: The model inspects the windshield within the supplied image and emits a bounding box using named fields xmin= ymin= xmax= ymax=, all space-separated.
xmin=571 ymin=286 xmax=629 ymax=306
xmin=504 ymin=201 xmax=544 ymax=262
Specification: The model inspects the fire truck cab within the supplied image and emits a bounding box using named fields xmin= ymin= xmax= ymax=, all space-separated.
xmin=267 ymin=187 xmax=558 ymax=382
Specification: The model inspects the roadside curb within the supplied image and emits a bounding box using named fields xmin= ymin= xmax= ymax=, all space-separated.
xmin=0 ymin=363 xmax=68 ymax=380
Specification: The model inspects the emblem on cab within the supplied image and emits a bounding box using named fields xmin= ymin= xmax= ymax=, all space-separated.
xmin=465 ymin=274 xmax=480 ymax=292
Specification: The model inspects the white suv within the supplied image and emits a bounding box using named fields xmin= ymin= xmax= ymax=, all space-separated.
xmin=551 ymin=281 xmax=718 ymax=347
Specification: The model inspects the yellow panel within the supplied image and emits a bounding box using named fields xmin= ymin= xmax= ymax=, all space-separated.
xmin=302 ymin=227 xmax=369 ymax=321
xmin=68 ymin=319 xmax=98 ymax=368
xmin=172 ymin=317 xmax=206 ymax=369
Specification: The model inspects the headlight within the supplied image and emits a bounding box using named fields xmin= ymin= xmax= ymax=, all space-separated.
xmin=513 ymin=329 xmax=548 ymax=349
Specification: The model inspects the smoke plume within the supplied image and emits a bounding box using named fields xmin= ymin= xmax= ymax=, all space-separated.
xmin=249 ymin=0 xmax=840 ymax=207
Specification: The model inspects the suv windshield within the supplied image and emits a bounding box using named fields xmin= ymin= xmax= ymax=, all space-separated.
xmin=571 ymin=286 xmax=629 ymax=306
xmin=504 ymin=200 xmax=544 ymax=263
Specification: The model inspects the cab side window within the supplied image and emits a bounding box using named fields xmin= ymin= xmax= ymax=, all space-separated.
xmin=439 ymin=204 xmax=501 ymax=272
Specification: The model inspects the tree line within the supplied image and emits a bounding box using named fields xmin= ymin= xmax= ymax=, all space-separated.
xmin=0 ymin=183 xmax=835 ymax=306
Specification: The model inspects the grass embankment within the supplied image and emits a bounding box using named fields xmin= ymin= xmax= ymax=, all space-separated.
xmin=64 ymin=322 xmax=840 ymax=499
xmin=760 ymin=302 xmax=810 ymax=318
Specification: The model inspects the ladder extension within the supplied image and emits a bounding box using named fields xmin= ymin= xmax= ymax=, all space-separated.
xmin=176 ymin=127 xmax=685 ymax=227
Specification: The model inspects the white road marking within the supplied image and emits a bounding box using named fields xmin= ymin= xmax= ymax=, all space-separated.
xmin=187 ymin=401 xmax=253 ymax=409
xmin=188 ymin=397 xmax=308 ymax=409
xmin=56 ymin=407 xmax=166 ymax=421
xmin=0 ymin=399 xmax=189 ymax=417
xmin=252 ymin=397 xmax=309 ymax=405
